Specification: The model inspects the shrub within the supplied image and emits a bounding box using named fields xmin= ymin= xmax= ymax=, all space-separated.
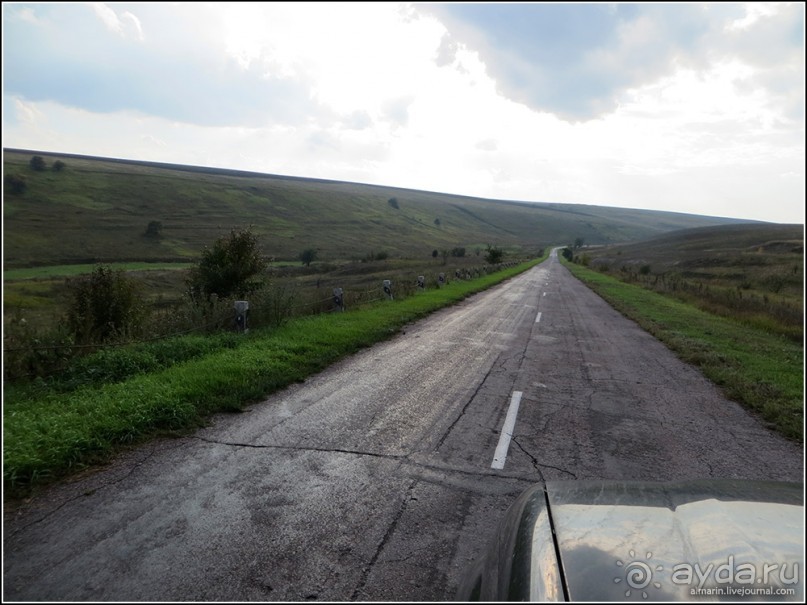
xmin=4 ymin=174 xmax=26 ymax=194
xmin=186 ymin=227 xmax=268 ymax=301
xmin=67 ymin=266 xmax=149 ymax=344
xmin=29 ymin=155 xmax=47 ymax=171
xmin=485 ymin=244 xmax=504 ymax=264
xmin=2 ymin=313 xmax=75 ymax=381
xmin=299 ymin=248 xmax=318 ymax=266
xmin=144 ymin=220 xmax=163 ymax=239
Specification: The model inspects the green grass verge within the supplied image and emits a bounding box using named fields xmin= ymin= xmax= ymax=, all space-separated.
xmin=3 ymin=258 xmax=543 ymax=493
xmin=563 ymin=260 xmax=803 ymax=443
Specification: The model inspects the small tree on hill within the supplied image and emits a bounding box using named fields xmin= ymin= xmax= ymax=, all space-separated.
xmin=144 ymin=220 xmax=163 ymax=239
xmin=299 ymin=248 xmax=318 ymax=267
xmin=52 ymin=160 xmax=66 ymax=172
xmin=29 ymin=155 xmax=47 ymax=171
xmin=4 ymin=174 xmax=26 ymax=194
xmin=187 ymin=227 xmax=268 ymax=302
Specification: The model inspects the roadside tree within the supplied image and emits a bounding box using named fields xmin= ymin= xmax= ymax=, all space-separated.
xmin=187 ymin=227 xmax=268 ymax=302
xmin=485 ymin=244 xmax=504 ymax=264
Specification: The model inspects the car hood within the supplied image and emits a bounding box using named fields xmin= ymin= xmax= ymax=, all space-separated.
xmin=461 ymin=479 xmax=804 ymax=602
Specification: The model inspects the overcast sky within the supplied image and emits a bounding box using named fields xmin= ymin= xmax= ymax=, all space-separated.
xmin=2 ymin=2 xmax=804 ymax=223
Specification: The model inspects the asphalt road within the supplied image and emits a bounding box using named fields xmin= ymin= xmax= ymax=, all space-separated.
xmin=3 ymin=251 xmax=803 ymax=601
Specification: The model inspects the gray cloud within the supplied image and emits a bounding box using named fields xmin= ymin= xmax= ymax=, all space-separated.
xmin=434 ymin=33 xmax=459 ymax=67
xmin=382 ymin=96 xmax=414 ymax=127
xmin=342 ymin=110 xmax=373 ymax=131
xmin=2 ymin=3 xmax=322 ymax=128
xmin=422 ymin=3 xmax=804 ymax=123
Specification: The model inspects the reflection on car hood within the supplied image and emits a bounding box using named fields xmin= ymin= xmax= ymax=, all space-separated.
xmin=548 ymin=480 xmax=803 ymax=601
xmin=460 ymin=479 xmax=804 ymax=602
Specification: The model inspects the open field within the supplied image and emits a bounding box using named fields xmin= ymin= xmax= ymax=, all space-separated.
xmin=573 ymin=223 xmax=804 ymax=340
xmin=3 ymin=262 xmax=194 ymax=281
xmin=4 ymin=147 xmax=753 ymax=345
xmin=3 ymin=148 xmax=749 ymax=269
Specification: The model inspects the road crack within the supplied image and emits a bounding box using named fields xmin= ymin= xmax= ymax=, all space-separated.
xmin=511 ymin=436 xmax=577 ymax=480
xmin=350 ymin=479 xmax=419 ymax=600
xmin=434 ymin=351 xmax=503 ymax=450
xmin=5 ymin=439 xmax=186 ymax=539
xmin=192 ymin=435 xmax=403 ymax=461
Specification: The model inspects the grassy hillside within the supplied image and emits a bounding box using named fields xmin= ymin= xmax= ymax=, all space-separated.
xmin=3 ymin=148 xmax=751 ymax=269
xmin=576 ymin=223 xmax=804 ymax=340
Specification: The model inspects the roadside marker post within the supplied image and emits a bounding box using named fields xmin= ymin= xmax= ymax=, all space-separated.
xmin=333 ymin=287 xmax=345 ymax=312
xmin=234 ymin=300 xmax=249 ymax=333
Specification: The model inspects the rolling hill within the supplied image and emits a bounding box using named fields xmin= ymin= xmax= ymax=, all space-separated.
xmin=3 ymin=148 xmax=755 ymax=269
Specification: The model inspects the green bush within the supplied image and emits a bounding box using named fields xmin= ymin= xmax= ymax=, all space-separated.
xmin=485 ymin=244 xmax=504 ymax=264
xmin=187 ymin=227 xmax=268 ymax=301
xmin=67 ymin=265 xmax=149 ymax=344
xmin=29 ymin=155 xmax=47 ymax=171
xmin=4 ymin=173 xmax=26 ymax=194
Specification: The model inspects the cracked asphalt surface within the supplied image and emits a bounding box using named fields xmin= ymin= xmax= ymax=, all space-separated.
xmin=3 ymin=251 xmax=803 ymax=601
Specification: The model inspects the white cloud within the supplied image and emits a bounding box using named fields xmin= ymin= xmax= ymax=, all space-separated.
xmin=13 ymin=97 xmax=42 ymax=126
xmin=121 ymin=11 xmax=144 ymax=41
xmin=89 ymin=3 xmax=143 ymax=41
xmin=725 ymin=2 xmax=781 ymax=32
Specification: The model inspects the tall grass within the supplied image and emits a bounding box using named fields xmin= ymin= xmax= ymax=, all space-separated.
xmin=3 ymin=257 xmax=529 ymax=382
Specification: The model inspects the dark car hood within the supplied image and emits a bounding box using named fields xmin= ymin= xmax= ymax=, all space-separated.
xmin=461 ymin=479 xmax=804 ymax=601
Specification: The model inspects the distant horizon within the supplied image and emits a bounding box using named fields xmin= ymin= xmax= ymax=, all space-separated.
xmin=3 ymin=146 xmax=786 ymax=226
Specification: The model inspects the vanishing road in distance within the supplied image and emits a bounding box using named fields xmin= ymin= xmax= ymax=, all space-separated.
xmin=4 ymin=250 xmax=802 ymax=601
